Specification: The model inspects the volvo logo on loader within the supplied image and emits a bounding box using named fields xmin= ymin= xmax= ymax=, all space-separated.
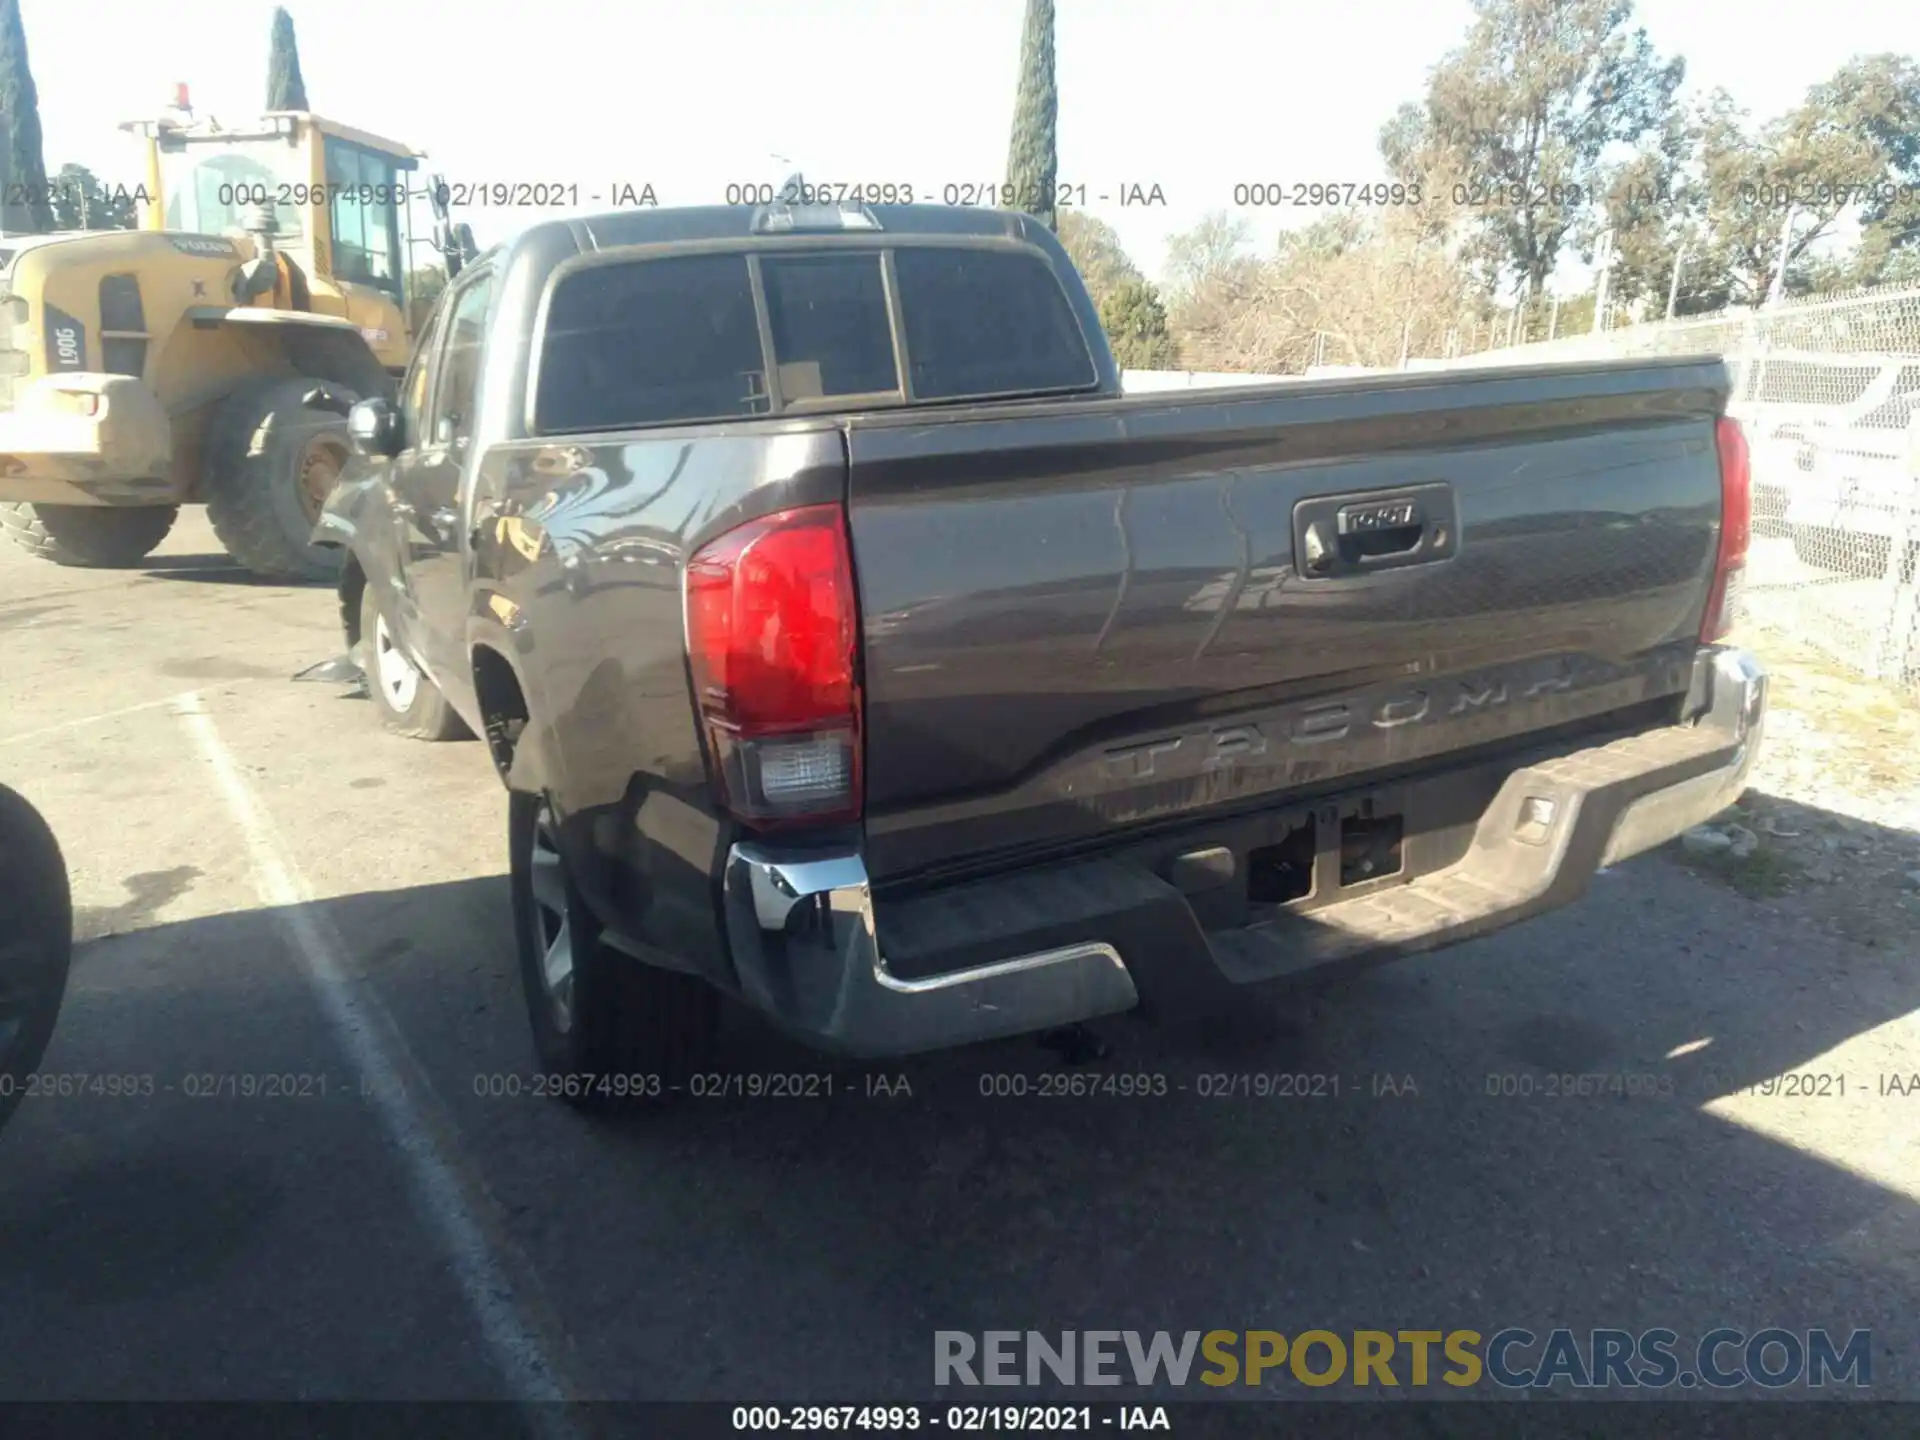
xmin=167 ymin=235 xmax=238 ymax=258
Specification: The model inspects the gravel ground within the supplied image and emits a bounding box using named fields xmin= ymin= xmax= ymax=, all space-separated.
xmin=1677 ymin=620 xmax=1920 ymax=949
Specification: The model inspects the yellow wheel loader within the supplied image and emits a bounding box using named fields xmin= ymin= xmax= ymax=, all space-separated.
xmin=0 ymin=93 xmax=472 ymax=581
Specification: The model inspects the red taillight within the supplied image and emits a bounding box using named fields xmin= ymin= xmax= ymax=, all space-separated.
xmin=1702 ymin=416 xmax=1751 ymax=643
xmin=684 ymin=504 xmax=862 ymax=825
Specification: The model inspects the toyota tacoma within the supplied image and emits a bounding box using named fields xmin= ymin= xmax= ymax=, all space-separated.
xmin=314 ymin=197 xmax=1768 ymax=1101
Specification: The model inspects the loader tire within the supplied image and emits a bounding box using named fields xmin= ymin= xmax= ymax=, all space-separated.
xmin=204 ymin=376 xmax=358 ymax=583
xmin=0 ymin=502 xmax=178 ymax=568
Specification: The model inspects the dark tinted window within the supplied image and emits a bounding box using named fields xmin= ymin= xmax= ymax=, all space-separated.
xmin=893 ymin=248 xmax=1096 ymax=400
xmin=536 ymin=254 xmax=769 ymax=432
xmin=760 ymin=254 xmax=898 ymax=400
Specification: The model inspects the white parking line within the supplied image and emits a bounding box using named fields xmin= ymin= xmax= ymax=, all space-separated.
xmin=0 ymin=691 xmax=201 ymax=748
xmin=171 ymin=691 xmax=587 ymax=1426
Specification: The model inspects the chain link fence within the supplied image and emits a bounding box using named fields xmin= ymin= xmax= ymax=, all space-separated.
xmin=1455 ymin=285 xmax=1920 ymax=696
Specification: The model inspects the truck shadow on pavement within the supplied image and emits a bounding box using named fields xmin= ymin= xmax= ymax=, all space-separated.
xmin=136 ymin=554 xmax=332 ymax=588
xmin=8 ymin=799 xmax=1917 ymax=1404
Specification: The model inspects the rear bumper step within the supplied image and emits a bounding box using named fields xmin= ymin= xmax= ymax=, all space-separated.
xmin=720 ymin=646 xmax=1767 ymax=1058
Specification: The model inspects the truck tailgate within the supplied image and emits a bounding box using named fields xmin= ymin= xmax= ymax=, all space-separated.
xmin=845 ymin=357 xmax=1729 ymax=885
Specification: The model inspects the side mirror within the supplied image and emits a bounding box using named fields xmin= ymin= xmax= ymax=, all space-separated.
xmin=349 ymin=397 xmax=402 ymax=459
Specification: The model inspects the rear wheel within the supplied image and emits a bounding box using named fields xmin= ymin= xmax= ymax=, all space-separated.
xmin=359 ymin=583 xmax=471 ymax=741
xmin=204 ymin=376 xmax=357 ymax=582
xmin=0 ymin=502 xmax=177 ymax=568
xmin=509 ymin=791 xmax=719 ymax=1110
xmin=0 ymin=784 xmax=73 ymax=1138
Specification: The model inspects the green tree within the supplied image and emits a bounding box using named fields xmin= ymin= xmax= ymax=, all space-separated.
xmin=267 ymin=6 xmax=311 ymax=111
xmin=1385 ymin=0 xmax=1685 ymax=299
xmin=1807 ymin=54 xmax=1920 ymax=286
xmin=50 ymin=164 xmax=138 ymax=231
xmin=1276 ymin=211 xmax=1372 ymax=263
xmin=1099 ymin=280 xmax=1178 ymax=369
xmin=1593 ymin=57 xmax=1920 ymax=313
xmin=1003 ymin=0 xmax=1057 ymax=230
xmin=1580 ymin=102 xmax=1716 ymax=315
xmin=1056 ymin=211 xmax=1143 ymax=310
xmin=0 ymin=0 xmax=53 ymax=234
xmin=1552 ymin=291 xmax=1597 ymax=335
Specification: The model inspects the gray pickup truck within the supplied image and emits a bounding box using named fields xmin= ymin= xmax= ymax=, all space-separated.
xmin=315 ymin=199 xmax=1768 ymax=1104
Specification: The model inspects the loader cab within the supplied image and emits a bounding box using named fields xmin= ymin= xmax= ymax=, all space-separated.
xmin=123 ymin=103 xmax=428 ymax=368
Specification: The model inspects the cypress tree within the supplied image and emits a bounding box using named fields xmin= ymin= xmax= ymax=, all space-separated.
xmin=267 ymin=7 xmax=311 ymax=111
xmin=1003 ymin=0 xmax=1057 ymax=231
xmin=1099 ymin=280 xmax=1178 ymax=369
xmin=0 ymin=0 xmax=53 ymax=234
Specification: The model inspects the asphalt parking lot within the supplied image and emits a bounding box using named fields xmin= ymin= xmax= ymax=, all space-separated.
xmin=1 ymin=512 xmax=1917 ymax=1412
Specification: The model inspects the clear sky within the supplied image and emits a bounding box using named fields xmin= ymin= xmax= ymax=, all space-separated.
xmin=19 ymin=0 xmax=1919 ymax=293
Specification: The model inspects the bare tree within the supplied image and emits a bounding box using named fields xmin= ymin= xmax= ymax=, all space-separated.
xmin=1161 ymin=211 xmax=1255 ymax=302
xmin=1056 ymin=211 xmax=1144 ymax=310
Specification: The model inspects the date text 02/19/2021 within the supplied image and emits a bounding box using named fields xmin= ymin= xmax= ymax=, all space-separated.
xmin=730 ymin=1406 xmax=1170 ymax=1433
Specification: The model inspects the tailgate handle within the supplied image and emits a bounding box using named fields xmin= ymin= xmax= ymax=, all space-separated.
xmin=1295 ymin=483 xmax=1458 ymax=579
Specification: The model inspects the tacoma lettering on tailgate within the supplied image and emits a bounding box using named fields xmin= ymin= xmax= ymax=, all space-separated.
xmin=1101 ymin=656 xmax=1606 ymax=783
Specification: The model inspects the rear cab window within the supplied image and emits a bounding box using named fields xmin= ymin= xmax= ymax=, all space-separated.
xmin=891 ymin=247 xmax=1096 ymax=400
xmin=761 ymin=253 xmax=899 ymax=405
xmin=532 ymin=244 xmax=1096 ymax=435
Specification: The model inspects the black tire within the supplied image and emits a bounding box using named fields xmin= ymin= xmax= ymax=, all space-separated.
xmin=203 ymin=376 xmax=358 ymax=583
xmin=359 ymin=582 xmax=472 ymax=741
xmin=509 ymin=790 xmax=718 ymax=1111
xmin=0 ymin=501 xmax=178 ymax=568
xmin=0 ymin=784 xmax=74 ymax=1138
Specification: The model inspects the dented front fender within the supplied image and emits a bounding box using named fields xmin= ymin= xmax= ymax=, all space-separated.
xmin=312 ymin=471 xmax=407 ymax=659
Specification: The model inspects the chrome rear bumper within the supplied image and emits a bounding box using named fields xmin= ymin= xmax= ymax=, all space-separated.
xmin=723 ymin=847 xmax=1139 ymax=1058
xmin=721 ymin=646 xmax=1767 ymax=1058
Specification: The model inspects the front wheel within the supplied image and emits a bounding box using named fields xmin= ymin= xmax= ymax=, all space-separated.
xmin=359 ymin=583 xmax=471 ymax=741
xmin=508 ymin=791 xmax=719 ymax=1110
xmin=0 ymin=502 xmax=177 ymax=568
